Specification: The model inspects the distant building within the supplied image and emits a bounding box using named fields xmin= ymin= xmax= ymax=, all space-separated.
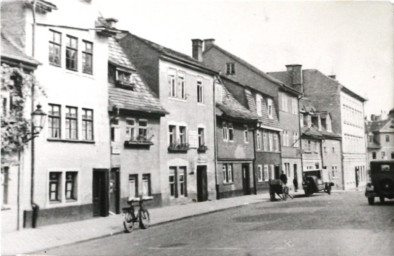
xmin=118 ymin=35 xmax=217 ymax=205
xmin=269 ymin=66 xmax=367 ymax=190
xmin=366 ymin=115 xmax=394 ymax=170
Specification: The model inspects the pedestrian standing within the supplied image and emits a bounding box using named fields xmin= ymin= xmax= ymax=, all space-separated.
xmin=280 ymin=171 xmax=288 ymax=185
xmin=293 ymin=177 xmax=298 ymax=192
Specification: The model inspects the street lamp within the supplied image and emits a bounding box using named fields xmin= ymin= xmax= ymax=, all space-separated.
xmin=29 ymin=104 xmax=46 ymax=228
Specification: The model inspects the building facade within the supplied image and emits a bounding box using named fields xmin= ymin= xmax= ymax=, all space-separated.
xmin=107 ymin=36 xmax=167 ymax=212
xmin=215 ymin=79 xmax=257 ymax=198
xmin=1 ymin=0 xmax=113 ymax=228
xmin=270 ymin=65 xmax=367 ymax=190
xmin=119 ymin=35 xmax=217 ymax=205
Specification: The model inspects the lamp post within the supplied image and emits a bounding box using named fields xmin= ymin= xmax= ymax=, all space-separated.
xmin=29 ymin=104 xmax=46 ymax=228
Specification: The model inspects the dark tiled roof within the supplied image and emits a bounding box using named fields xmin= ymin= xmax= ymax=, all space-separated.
xmin=108 ymin=37 xmax=135 ymax=70
xmin=320 ymin=130 xmax=342 ymax=140
xmin=267 ymin=71 xmax=292 ymax=88
xmin=216 ymin=82 xmax=258 ymax=122
xmin=108 ymin=38 xmax=166 ymax=115
xmin=204 ymin=44 xmax=284 ymax=87
xmin=302 ymin=126 xmax=323 ymax=139
xmin=244 ymin=88 xmax=281 ymax=129
xmin=366 ymin=119 xmax=392 ymax=132
xmin=299 ymin=98 xmax=316 ymax=113
xmin=124 ymin=32 xmax=216 ymax=74
xmin=1 ymin=32 xmax=40 ymax=66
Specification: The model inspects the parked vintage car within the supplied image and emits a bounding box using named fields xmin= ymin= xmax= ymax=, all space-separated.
xmin=302 ymin=169 xmax=334 ymax=196
xmin=365 ymin=161 xmax=394 ymax=205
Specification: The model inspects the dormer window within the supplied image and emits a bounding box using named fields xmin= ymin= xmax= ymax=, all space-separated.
xmin=115 ymin=69 xmax=135 ymax=90
xmin=226 ymin=63 xmax=235 ymax=75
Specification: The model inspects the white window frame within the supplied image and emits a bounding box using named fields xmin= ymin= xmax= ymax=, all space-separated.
xmin=291 ymin=97 xmax=298 ymax=114
xmin=125 ymin=118 xmax=136 ymax=141
xmin=168 ymin=69 xmax=176 ymax=98
xmin=228 ymin=123 xmax=234 ymax=142
xmin=256 ymin=94 xmax=262 ymax=116
xmin=222 ymin=122 xmax=228 ymax=141
xmin=267 ymin=98 xmax=273 ymax=119
xmin=281 ymin=92 xmax=288 ymax=112
xmin=263 ymin=165 xmax=269 ymax=181
xmin=257 ymin=165 xmax=263 ymax=182
xmin=197 ymin=80 xmax=203 ymax=104
xmin=268 ymin=132 xmax=273 ymax=151
xmin=256 ymin=131 xmax=261 ymax=150
xmin=244 ymin=125 xmax=249 ymax=143
xmin=177 ymin=73 xmax=186 ymax=100
xmin=46 ymin=169 xmax=80 ymax=208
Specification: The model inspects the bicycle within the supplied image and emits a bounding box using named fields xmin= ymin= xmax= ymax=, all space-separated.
xmin=122 ymin=196 xmax=153 ymax=233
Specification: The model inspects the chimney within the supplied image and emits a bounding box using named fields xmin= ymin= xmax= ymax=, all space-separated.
xmin=192 ymin=39 xmax=203 ymax=62
xmin=204 ymin=39 xmax=215 ymax=50
xmin=286 ymin=64 xmax=302 ymax=85
xmin=328 ymin=75 xmax=336 ymax=80
xmin=105 ymin=18 xmax=118 ymax=28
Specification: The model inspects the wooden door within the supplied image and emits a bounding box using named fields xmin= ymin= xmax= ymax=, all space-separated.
xmin=109 ymin=168 xmax=120 ymax=214
xmin=93 ymin=169 xmax=109 ymax=217
xmin=197 ymin=166 xmax=208 ymax=202
xmin=242 ymin=164 xmax=251 ymax=195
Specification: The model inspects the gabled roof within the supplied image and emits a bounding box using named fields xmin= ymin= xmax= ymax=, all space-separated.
xmin=216 ymin=80 xmax=258 ymax=122
xmin=108 ymin=37 xmax=166 ymax=116
xmin=299 ymin=98 xmax=316 ymax=113
xmin=1 ymin=32 xmax=40 ymax=67
xmin=267 ymin=71 xmax=292 ymax=88
xmin=366 ymin=118 xmax=393 ymax=133
xmin=121 ymin=32 xmax=217 ymax=75
xmin=302 ymin=126 xmax=323 ymax=139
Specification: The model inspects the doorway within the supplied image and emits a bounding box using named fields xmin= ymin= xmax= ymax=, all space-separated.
xmin=109 ymin=168 xmax=120 ymax=214
xmin=93 ymin=169 xmax=109 ymax=217
xmin=196 ymin=165 xmax=208 ymax=202
xmin=355 ymin=167 xmax=360 ymax=188
xmin=242 ymin=164 xmax=251 ymax=195
xmin=274 ymin=165 xmax=280 ymax=179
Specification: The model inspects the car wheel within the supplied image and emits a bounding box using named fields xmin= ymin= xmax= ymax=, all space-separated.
xmin=379 ymin=196 xmax=385 ymax=203
xmin=368 ymin=197 xmax=375 ymax=205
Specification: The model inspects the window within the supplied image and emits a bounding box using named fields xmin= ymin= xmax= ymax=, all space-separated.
xmin=332 ymin=166 xmax=337 ymax=178
xmin=82 ymin=109 xmax=93 ymax=140
xmin=117 ymin=70 xmax=131 ymax=83
xmin=269 ymin=165 xmax=275 ymax=180
xmin=65 ymin=172 xmax=77 ymax=200
xmin=386 ymin=135 xmax=390 ymax=142
xmin=65 ymin=106 xmax=78 ymax=139
xmin=372 ymin=152 xmax=376 ymax=159
xmin=48 ymin=104 xmax=61 ymax=138
xmin=138 ymin=120 xmax=148 ymax=140
xmin=391 ymin=152 xmax=394 ymax=159
xmin=263 ymin=165 xmax=269 ymax=181
xmin=142 ymin=174 xmax=151 ymax=196
xmin=293 ymin=132 xmax=299 ymax=147
xmin=256 ymin=131 xmax=261 ymax=150
xmin=273 ymin=133 xmax=279 ymax=151
xmin=82 ymin=41 xmax=93 ymax=74
xmin=110 ymin=119 xmax=120 ymax=142
xmin=169 ymin=167 xmax=176 ymax=197
xmin=291 ymin=98 xmax=298 ymax=115
xmin=300 ymin=114 xmax=304 ymax=128
xmin=267 ymin=98 xmax=273 ymax=119
xmin=257 ymin=165 xmax=263 ymax=182
xmin=66 ymin=35 xmax=78 ymax=71
xmin=315 ymin=163 xmax=320 ymax=169
xmin=226 ymin=63 xmax=235 ymax=75
xmin=223 ymin=164 xmax=233 ymax=183
xmin=198 ymin=128 xmax=205 ymax=147
xmin=281 ymin=93 xmax=288 ymax=112
xmin=178 ymin=167 xmax=187 ymax=197
xmin=178 ymin=74 xmax=186 ymax=99
xmin=263 ymin=131 xmax=268 ymax=151
xmin=284 ymin=163 xmax=290 ymax=177
xmin=228 ymin=123 xmax=234 ymax=142
xmin=125 ymin=119 xmax=135 ymax=141
xmin=179 ymin=126 xmax=186 ymax=144
xmin=382 ymin=152 xmax=386 ymax=159
xmin=169 ymin=125 xmax=176 ymax=145
xmin=244 ymin=125 xmax=249 ymax=143
xmin=268 ymin=133 xmax=273 ymax=151
xmin=128 ymin=175 xmax=138 ymax=198
xmin=283 ymin=131 xmax=288 ymax=146
xmin=168 ymin=70 xmax=176 ymax=97
xmin=49 ymin=172 xmax=61 ymax=202
xmin=197 ymin=81 xmax=203 ymax=103
xmin=222 ymin=122 xmax=228 ymax=141
xmin=256 ymin=94 xmax=262 ymax=116
xmin=49 ymin=30 xmax=61 ymax=66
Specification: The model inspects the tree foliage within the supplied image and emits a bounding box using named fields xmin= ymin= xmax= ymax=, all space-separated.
xmin=1 ymin=64 xmax=44 ymax=160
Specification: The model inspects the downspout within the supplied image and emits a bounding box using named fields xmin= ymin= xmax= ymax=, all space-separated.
xmin=252 ymin=123 xmax=257 ymax=195
xmin=298 ymin=95 xmax=304 ymax=184
xmin=213 ymin=77 xmax=219 ymax=200
xmin=30 ymin=0 xmax=38 ymax=228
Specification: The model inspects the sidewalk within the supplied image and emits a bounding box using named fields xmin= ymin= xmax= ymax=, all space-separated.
xmin=2 ymin=190 xmax=306 ymax=255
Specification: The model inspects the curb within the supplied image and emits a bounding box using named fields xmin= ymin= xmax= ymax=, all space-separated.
xmin=27 ymin=198 xmax=269 ymax=255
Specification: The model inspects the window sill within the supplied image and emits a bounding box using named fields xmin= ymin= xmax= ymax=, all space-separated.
xmin=47 ymin=138 xmax=95 ymax=144
xmin=124 ymin=140 xmax=153 ymax=148
xmin=168 ymin=97 xmax=187 ymax=103
xmin=66 ymin=199 xmax=78 ymax=203
xmin=49 ymin=63 xmax=61 ymax=68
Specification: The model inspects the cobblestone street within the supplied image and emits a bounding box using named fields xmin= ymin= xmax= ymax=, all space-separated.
xmin=43 ymin=191 xmax=394 ymax=256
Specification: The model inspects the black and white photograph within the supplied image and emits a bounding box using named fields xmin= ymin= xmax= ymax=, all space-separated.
xmin=1 ymin=0 xmax=393 ymax=255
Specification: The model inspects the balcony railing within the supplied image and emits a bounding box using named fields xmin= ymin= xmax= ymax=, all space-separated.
xmin=168 ymin=142 xmax=189 ymax=153
xmin=124 ymin=135 xmax=153 ymax=148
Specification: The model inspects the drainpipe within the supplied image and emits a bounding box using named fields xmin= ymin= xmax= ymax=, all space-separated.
xmin=252 ymin=124 xmax=257 ymax=195
xmin=298 ymin=94 xmax=304 ymax=183
xmin=30 ymin=0 xmax=39 ymax=228
xmin=213 ymin=77 xmax=219 ymax=199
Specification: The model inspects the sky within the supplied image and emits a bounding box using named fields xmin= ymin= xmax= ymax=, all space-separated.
xmin=97 ymin=0 xmax=394 ymax=117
